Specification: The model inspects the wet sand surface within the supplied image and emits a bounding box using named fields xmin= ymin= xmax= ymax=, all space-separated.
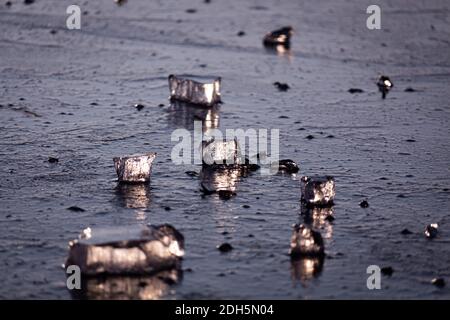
xmin=1 ymin=0 xmax=450 ymax=299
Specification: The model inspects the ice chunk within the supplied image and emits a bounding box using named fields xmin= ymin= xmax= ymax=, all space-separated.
xmin=66 ymin=224 xmax=184 ymax=275
xmin=300 ymin=176 xmax=335 ymax=207
xmin=113 ymin=153 xmax=156 ymax=183
xmin=168 ymin=75 xmax=221 ymax=107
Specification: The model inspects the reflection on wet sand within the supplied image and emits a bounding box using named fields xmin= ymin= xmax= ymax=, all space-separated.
xmin=70 ymin=268 xmax=182 ymax=300
xmin=167 ymin=101 xmax=220 ymax=132
xmin=264 ymin=45 xmax=293 ymax=60
xmin=199 ymin=166 xmax=241 ymax=195
xmin=115 ymin=183 xmax=152 ymax=209
xmin=290 ymin=256 xmax=324 ymax=283
xmin=301 ymin=205 xmax=334 ymax=240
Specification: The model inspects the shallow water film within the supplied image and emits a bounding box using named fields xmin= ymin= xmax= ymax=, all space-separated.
xmin=0 ymin=0 xmax=449 ymax=299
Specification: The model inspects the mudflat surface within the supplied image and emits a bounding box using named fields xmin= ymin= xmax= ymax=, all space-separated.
xmin=1 ymin=0 xmax=450 ymax=299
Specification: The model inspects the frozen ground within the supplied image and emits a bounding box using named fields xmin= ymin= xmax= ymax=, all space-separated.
xmin=0 ymin=0 xmax=449 ymax=299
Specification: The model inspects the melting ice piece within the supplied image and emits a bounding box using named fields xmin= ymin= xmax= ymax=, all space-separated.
xmin=289 ymin=224 xmax=324 ymax=257
xmin=263 ymin=26 xmax=293 ymax=48
xmin=66 ymin=224 xmax=184 ymax=275
xmin=300 ymin=176 xmax=335 ymax=207
xmin=70 ymin=268 xmax=182 ymax=300
xmin=376 ymin=75 xmax=393 ymax=99
xmin=113 ymin=153 xmax=156 ymax=183
xmin=168 ymin=75 xmax=221 ymax=107
xmin=202 ymin=138 xmax=241 ymax=167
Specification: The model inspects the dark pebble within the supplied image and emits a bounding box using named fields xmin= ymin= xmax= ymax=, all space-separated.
xmin=185 ymin=171 xmax=198 ymax=177
xmin=158 ymin=103 xmax=165 ymax=107
xmin=67 ymin=206 xmax=85 ymax=212
xmin=400 ymin=228 xmax=413 ymax=235
xmin=306 ymin=135 xmax=314 ymax=140
xmin=164 ymin=206 xmax=171 ymax=211
xmin=237 ymin=31 xmax=246 ymax=37
xmin=48 ymin=157 xmax=59 ymax=163
xmin=50 ymin=29 xmax=57 ymax=35
xmin=5 ymin=1 xmax=12 ymax=7
xmin=90 ymin=102 xmax=98 ymax=106
xmin=277 ymin=159 xmax=299 ymax=174
xmin=134 ymin=103 xmax=145 ymax=111
xmin=242 ymin=204 xmax=250 ymax=209
xmin=273 ymin=82 xmax=290 ymax=92
xmin=405 ymin=139 xmax=416 ymax=142
xmin=404 ymin=87 xmax=416 ymax=92
xmin=24 ymin=0 xmax=34 ymax=5
xmin=348 ymin=88 xmax=364 ymax=94
xmin=381 ymin=266 xmax=394 ymax=276
xmin=217 ymin=243 xmax=233 ymax=253
xmin=425 ymin=224 xmax=438 ymax=239
xmin=431 ymin=278 xmax=445 ymax=288
xmin=186 ymin=8 xmax=197 ymax=13
xmin=326 ymin=134 xmax=335 ymax=138
xmin=359 ymin=200 xmax=369 ymax=208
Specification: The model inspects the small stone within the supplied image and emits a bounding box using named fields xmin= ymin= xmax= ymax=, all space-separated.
xmin=277 ymin=159 xmax=299 ymax=174
xmin=404 ymin=87 xmax=416 ymax=92
xmin=359 ymin=200 xmax=369 ymax=208
xmin=377 ymin=75 xmax=393 ymax=99
xmin=348 ymin=88 xmax=364 ymax=94
xmin=306 ymin=135 xmax=314 ymax=140
xmin=115 ymin=0 xmax=128 ymax=6
xmin=273 ymin=82 xmax=290 ymax=92
xmin=185 ymin=171 xmax=198 ymax=177
xmin=24 ymin=0 xmax=34 ymax=5
xmin=381 ymin=266 xmax=394 ymax=276
xmin=400 ymin=228 xmax=413 ymax=235
xmin=186 ymin=8 xmax=197 ymax=13
xmin=134 ymin=103 xmax=145 ymax=111
xmin=5 ymin=1 xmax=12 ymax=7
xmin=242 ymin=204 xmax=250 ymax=209
xmin=431 ymin=278 xmax=445 ymax=288
xmin=425 ymin=223 xmax=438 ymax=239
xmin=67 ymin=206 xmax=86 ymax=212
xmin=90 ymin=102 xmax=98 ymax=106
xmin=164 ymin=206 xmax=171 ymax=211
xmin=263 ymin=26 xmax=293 ymax=47
xmin=50 ymin=29 xmax=57 ymax=35
xmin=237 ymin=31 xmax=246 ymax=37
xmin=217 ymin=243 xmax=233 ymax=253
xmin=48 ymin=157 xmax=59 ymax=163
